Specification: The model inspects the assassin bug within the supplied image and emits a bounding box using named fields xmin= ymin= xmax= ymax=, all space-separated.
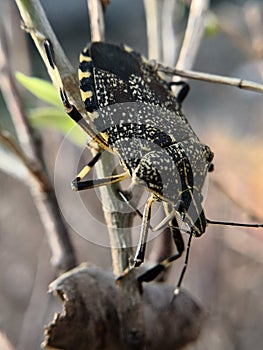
xmin=41 ymin=39 xmax=263 ymax=295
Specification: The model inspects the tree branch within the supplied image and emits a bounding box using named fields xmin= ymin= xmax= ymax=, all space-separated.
xmin=0 ymin=20 xmax=77 ymax=273
xmin=143 ymin=0 xmax=163 ymax=60
xmin=87 ymin=0 xmax=134 ymax=277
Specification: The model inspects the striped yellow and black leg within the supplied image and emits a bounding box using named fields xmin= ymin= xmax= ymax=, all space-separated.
xmin=34 ymin=36 xmax=131 ymax=193
xmin=41 ymin=39 xmax=109 ymax=150
xmin=71 ymin=152 xmax=129 ymax=191
xmin=72 ymin=172 xmax=129 ymax=191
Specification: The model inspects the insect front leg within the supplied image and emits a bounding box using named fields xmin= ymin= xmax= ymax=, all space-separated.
xmin=169 ymin=81 xmax=190 ymax=104
xmin=118 ymin=192 xmax=186 ymax=281
xmin=132 ymin=195 xmax=156 ymax=267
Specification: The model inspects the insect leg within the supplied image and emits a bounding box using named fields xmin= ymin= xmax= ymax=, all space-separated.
xmin=132 ymin=195 xmax=156 ymax=267
xmin=137 ymin=217 xmax=184 ymax=283
xmin=118 ymin=190 xmax=144 ymax=219
xmin=118 ymin=190 xmax=156 ymax=230
xmin=173 ymin=231 xmax=193 ymax=297
xmin=119 ymin=192 xmax=195 ymax=290
xmin=41 ymin=39 xmax=109 ymax=150
xmin=118 ymin=190 xmax=185 ymax=233
xmin=71 ymin=151 xmax=101 ymax=191
xmin=169 ymin=81 xmax=190 ymax=104
xmin=72 ymin=169 xmax=129 ymax=191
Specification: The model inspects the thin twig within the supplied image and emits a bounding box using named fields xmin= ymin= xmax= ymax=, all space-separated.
xmin=0 ymin=17 xmax=77 ymax=350
xmin=161 ymin=0 xmax=179 ymax=66
xmin=143 ymin=0 xmax=163 ymax=60
xmin=176 ymin=0 xmax=210 ymax=70
xmin=87 ymin=0 xmax=105 ymax=42
xmin=0 ymin=22 xmax=36 ymax=159
xmin=87 ymin=0 xmax=134 ymax=276
xmin=158 ymin=65 xmax=263 ymax=93
xmin=14 ymin=0 xmax=85 ymax=119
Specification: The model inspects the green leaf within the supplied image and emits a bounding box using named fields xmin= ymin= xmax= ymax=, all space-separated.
xmin=15 ymin=72 xmax=62 ymax=107
xmin=205 ymin=13 xmax=220 ymax=37
xmin=28 ymin=107 xmax=87 ymax=146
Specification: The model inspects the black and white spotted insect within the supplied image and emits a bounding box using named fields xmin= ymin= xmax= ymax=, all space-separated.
xmin=43 ymin=40 xmax=263 ymax=295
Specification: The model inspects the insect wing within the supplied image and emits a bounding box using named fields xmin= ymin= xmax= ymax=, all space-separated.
xmin=79 ymin=42 xmax=212 ymax=234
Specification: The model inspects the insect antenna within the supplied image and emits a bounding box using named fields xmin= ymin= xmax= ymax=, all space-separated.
xmin=207 ymin=219 xmax=263 ymax=228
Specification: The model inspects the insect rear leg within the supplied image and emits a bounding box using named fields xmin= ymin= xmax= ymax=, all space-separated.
xmin=169 ymin=81 xmax=190 ymax=104
xmin=40 ymin=38 xmax=109 ymax=150
xmin=137 ymin=217 xmax=185 ymax=284
xmin=173 ymin=231 xmax=193 ymax=297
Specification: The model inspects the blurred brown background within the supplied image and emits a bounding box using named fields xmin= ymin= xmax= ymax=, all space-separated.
xmin=0 ymin=1 xmax=263 ymax=349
